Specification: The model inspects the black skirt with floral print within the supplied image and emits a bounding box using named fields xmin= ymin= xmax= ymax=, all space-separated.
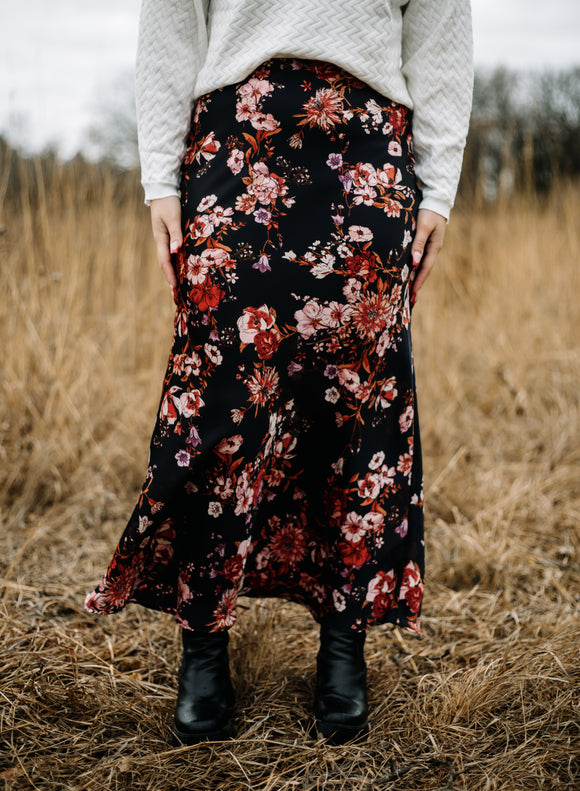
xmin=85 ymin=58 xmax=425 ymax=637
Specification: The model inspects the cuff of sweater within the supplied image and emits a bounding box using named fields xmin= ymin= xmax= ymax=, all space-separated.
xmin=142 ymin=182 xmax=180 ymax=206
xmin=417 ymin=194 xmax=451 ymax=221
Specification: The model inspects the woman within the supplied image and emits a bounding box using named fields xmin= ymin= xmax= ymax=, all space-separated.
xmin=85 ymin=0 xmax=473 ymax=745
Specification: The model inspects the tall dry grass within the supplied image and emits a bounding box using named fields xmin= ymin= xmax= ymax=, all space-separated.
xmin=0 ymin=144 xmax=578 ymax=790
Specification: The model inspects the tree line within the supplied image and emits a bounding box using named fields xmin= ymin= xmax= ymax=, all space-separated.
xmin=2 ymin=67 xmax=580 ymax=208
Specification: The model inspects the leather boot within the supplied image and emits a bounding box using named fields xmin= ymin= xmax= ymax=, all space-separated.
xmin=173 ymin=628 xmax=235 ymax=744
xmin=313 ymin=623 xmax=369 ymax=743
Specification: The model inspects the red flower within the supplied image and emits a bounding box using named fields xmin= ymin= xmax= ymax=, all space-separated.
xmin=338 ymin=539 xmax=371 ymax=568
xmin=371 ymin=591 xmax=396 ymax=620
xmin=388 ymin=107 xmax=408 ymax=135
xmin=401 ymin=560 xmax=421 ymax=588
xmin=189 ymin=278 xmax=224 ymax=312
xmin=345 ymin=252 xmax=377 ymax=282
xmin=212 ymin=589 xmax=237 ymax=630
xmin=254 ymin=329 xmax=280 ymax=360
xmin=223 ymin=554 xmax=244 ymax=583
xmin=269 ymin=524 xmax=307 ymax=570
xmin=404 ymin=586 xmax=422 ymax=613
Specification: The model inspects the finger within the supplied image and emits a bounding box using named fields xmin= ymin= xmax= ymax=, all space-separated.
xmin=410 ymin=243 xmax=438 ymax=301
xmin=410 ymin=224 xmax=430 ymax=269
xmin=152 ymin=225 xmax=178 ymax=290
xmin=167 ymin=219 xmax=183 ymax=257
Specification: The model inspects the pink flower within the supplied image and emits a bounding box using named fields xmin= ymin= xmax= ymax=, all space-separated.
xmin=201 ymin=247 xmax=231 ymax=268
xmin=325 ymin=387 xmax=340 ymax=404
xmin=239 ymin=77 xmax=274 ymax=101
xmin=377 ymin=377 xmax=398 ymax=409
xmin=326 ymin=153 xmax=343 ymax=169
xmin=338 ymin=367 xmax=361 ymax=393
xmin=253 ymin=254 xmax=271 ymax=273
xmin=399 ymin=405 xmax=414 ymax=433
xmin=333 ymin=590 xmax=346 ymax=611
xmin=358 ymin=472 xmax=381 ymax=500
xmin=236 ymin=96 xmax=257 ymax=121
xmin=253 ymin=208 xmax=272 ymax=224
xmin=377 ymin=163 xmax=400 ymax=188
xmin=341 ymin=512 xmax=366 ymax=543
xmin=353 ymin=185 xmax=377 ymax=206
xmin=321 ymin=301 xmax=352 ymax=328
xmin=194 ymin=132 xmax=220 ymax=163
xmin=397 ymin=453 xmax=413 ymax=477
xmin=237 ymin=305 xmax=276 ymax=343
xmin=227 ymin=148 xmax=245 ymax=174
xmin=209 ymin=206 xmax=234 ymax=226
xmin=159 ymin=386 xmax=181 ymax=425
xmin=186 ymin=254 xmax=208 ymax=285
xmin=204 ymin=343 xmax=223 ymax=365
xmin=215 ymin=435 xmax=244 ymax=455
xmin=366 ymin=569 xmax=396 ymax=601
xmin=342 ymin=277 xmax=362 ymax=304
xmin=363 ymin=512 xmax=384 ymax=532
xmin=377 ymin=465 xmax=396 ymax=488
xmin=247 ymin=161 xmax=287 ymax=205
xmin=190 ymin=214 xmax=214 ymax=239
xmin=250 ymin=112 xmax=279 ymax=132
xmin=175 ymin=449 xmax=191 ymax=467
xmin=348 ymin=225 xmax=373 ymax=242
xmin=294 ymin=299 xmax=324 ymax=338
xmin=351 ymin=162 xmax=378 ymax=188
xmin=177 ymin=576 xmax=194 ymax=605
xmin=234 ymin=467 xmax=255 ymax=515
xmin=369 ymin=451 xmax=385 ymax=470
xmin=395 ymin=518 xmax=408 ymax=537
xmin=178 ymin=390 xmax=205 ymax=418
xmin=197 ymin=194 xmax=217 ymax=212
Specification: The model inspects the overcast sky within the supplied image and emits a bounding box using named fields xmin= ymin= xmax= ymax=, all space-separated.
xmin=1 ymin=0 xmax=579 ymax=157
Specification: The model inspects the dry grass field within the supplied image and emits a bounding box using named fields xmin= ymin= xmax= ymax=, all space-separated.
xmin=0 ymin=146 xmax=578 ymax=790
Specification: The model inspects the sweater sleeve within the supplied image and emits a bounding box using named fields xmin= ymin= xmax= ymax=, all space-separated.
xmin=136 ymin=0 xmax=209 ymax=203
xmin=401 ymin=0 xmax=473 ymax=219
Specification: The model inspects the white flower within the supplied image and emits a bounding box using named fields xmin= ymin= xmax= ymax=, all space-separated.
xmin=333 ymin=590 xmax=346 ymax=611
xmin=311 ymin=261 xmax=335 ymax=279
xmin=204 ymin=343 xmax=223 ymax=365
xmin=369 ymin=451 xmax=385 ymax=470
xmin=325 ymin=387 xmax=340 ymax=404
xmin=294 ymin=299 xmax=324 ymax=338
xmin=208 ymin=501 xmax=223 ymax=518
xmin=197 ymin=194 xmax=218 ymax=212
xmin=138 ymin=516 xmax=153 ymax=533
xmin=338 ymin=367 xmax=360 ymax=393
xmin=348 ymin=225 xmax=373 ymax=242
xmin=399 ymin=405 xmax=414 ymax=433
xmin=331 ymin=457 xmax=344 ymax=474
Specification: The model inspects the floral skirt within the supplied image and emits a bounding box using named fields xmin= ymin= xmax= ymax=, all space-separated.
xmin=85 ymin=58 xmax=425 ymax=637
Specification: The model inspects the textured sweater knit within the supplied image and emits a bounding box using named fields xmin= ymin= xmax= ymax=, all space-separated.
xmin=136 ymin=0 xmax=473 ymax=219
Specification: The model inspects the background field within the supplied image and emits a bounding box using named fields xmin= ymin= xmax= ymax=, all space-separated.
xmin=0 ymin=145 xmax=578 ymax=790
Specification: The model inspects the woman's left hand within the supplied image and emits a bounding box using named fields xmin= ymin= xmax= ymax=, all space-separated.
xmin=409 ymin=208 xmax=447 ymax=305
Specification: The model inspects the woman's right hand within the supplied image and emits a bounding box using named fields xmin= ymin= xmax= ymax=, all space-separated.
xmin=149 ymin=195 xmax=183 ymax=297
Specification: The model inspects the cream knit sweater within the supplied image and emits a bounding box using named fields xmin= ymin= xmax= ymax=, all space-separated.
xmin=136 ymin=0 xmax=473 ymax=219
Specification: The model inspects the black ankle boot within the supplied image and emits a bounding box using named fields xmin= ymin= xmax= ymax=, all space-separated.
xmin=173 ymin=628 xmax=235 ymax=745
xmin=313 ymin=623 xmax=369 ymax=743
